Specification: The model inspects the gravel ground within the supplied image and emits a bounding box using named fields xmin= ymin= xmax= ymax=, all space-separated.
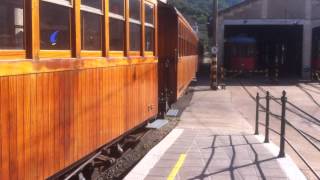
xmin=95 ymin=119 xmax=179 ymax=180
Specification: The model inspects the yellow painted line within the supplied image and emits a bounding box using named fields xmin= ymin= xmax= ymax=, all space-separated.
xmin=167 ymin=154 xmax=187 ymax=180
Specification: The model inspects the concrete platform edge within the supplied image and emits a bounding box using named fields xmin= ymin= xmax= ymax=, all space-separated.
xmin=124 ymin=129 xmax=184 ymax=180
xmin=255 ymin=135 xmax=307 ymax=180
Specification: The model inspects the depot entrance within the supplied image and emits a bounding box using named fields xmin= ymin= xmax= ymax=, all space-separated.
xmin=224 ymin=25 xmax=303 ymax=77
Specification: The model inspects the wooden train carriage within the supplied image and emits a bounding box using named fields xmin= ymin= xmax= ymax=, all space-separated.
xmin=158 ymin=2 xmax=198 ymax=114
xmin=0 ymin=0 xmax=158 ymax=179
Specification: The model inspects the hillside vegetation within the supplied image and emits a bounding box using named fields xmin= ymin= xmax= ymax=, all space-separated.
xmin=167 ymin=0 xmax=243 ymax=49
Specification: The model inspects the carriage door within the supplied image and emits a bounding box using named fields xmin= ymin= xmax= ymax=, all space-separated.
xmin=158 ymin=4 xmax=178 ymax=117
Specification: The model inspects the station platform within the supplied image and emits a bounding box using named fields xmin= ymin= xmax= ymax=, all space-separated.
xmin=125 ymin=84 xmax=306 ymax=180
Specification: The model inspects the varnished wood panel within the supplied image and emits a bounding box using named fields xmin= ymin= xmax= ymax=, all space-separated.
xmin=0 ymin=61 xmax=158 ymax=179
xmin=1 ymin=0 xmax=161 ymax=178
xmin=157 ymin=2 xmax=198 ymax=113
xmin=1 ymin=77 xmax=10 ymax=180
xmin=177 ymin=55 xmax=198 ymax=98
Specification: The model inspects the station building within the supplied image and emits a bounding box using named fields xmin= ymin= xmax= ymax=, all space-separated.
xmin=218 ymin=0 xmax=320 ymax=79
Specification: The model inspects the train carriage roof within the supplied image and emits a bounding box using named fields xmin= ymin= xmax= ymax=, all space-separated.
xmin=227 ymin=36 xmax=256 ymax=44
xmin=158 ymin=1 xmax=198 ymax=40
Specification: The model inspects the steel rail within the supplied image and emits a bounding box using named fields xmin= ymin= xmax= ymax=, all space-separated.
xmin=286 ymin=101 xmax=320 ymax=125
xmin=240 ymin=81 xmax=320 ymax=143
xmin=306 ymin=83 xmax=320 ymax=92
xmin=301 ymin=131 xmax=320 ymax=144
xmin=257 ymin=86 xmax=320 ymax=127
xmin=296 ymin=84 xmax=320 ymax=108
xmin=284 ymin=138 xmax=320 ymax=180
xmin=267 ymin=111 xmax=320 ymax=145
xmin=64 ymin=151 xmax=102 ymax=180
xmin=285 ymin=121 xmax=320 ymax=152
xmin=302 ymin=84 xmax=320 ymax=95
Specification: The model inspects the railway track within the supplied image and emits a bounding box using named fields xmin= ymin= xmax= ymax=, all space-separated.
xmin=255 ymin=85 xmax=320 ymax=127
xmin=53 ymin=119 xmax=179 ymax=180
xmin=304 ymin=83 xmax=320 ymax=94
xmin=296 ymin=84 xmax=320 ymax=108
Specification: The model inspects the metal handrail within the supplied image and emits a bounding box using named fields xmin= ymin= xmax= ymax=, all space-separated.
xmin=257 ymin=86 xmax=320 ymax=127
xmin=256 ymin=96 xmax=320 ymax=144
xmin=258 ymin=122 xmax=320 ymax=180
xmin=285 ymin=121 xmax=320 ymax=152
xmin=267 ymin=111 xmax=320 ymax=144
xmin=255 ymin=91 xmax=320 ymax=179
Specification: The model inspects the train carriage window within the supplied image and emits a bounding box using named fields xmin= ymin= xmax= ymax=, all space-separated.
xmin=145 ymin=3 xmax=154 ymax=52
xmin=145 ymin=3 xmax=153 ymax=24
xmin=109 ymin=0 xmax=125 ymax=51
xmin=81 ymin=0 xmax=101 ymax=10
xmin=145 ymin=27 xmax=154 ymax=51
xmin=130 ymin=0 xmax=140 ymax=21
xmin=129 ymin=0 xmax=141 ymax=51
xmin=130 ymin=23 xmax=141 ymax=51
xmin=40 ymin=0 xmax=72 ymax=50
xmin=81 ymin=0 xmax=103 ymax=50
xmin=0 ymin=0 xmax=24 ymax=49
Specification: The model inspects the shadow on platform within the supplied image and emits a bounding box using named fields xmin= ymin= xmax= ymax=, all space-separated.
xmin=185 ymin=134 xmax=279 ymax=180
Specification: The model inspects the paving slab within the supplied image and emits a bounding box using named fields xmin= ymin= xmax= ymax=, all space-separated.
xmin=125 ymin=85 xmax=306 ymax=180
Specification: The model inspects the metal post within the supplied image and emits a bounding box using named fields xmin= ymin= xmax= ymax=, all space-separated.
xmin=210 ymin=0 xmax=218 ymax=90
xmin=264 ymin=91 xmax=270 ymax=143
xmin=211 ymin=59 xmax=218 ymax=90
xmin=274 ymin=60 xmax=279 ymax=82
xmin=255 ymin=93 xmax=260 ymax=135
xmin=279 ymin=91 xmax=287 ymax=157
xmin=316 ymin=71 xmax=320 ymax=81
xmin=265 ymin=68 xmax=269 ymax=79
xmin=221 ymin=67 xmax=225 ymax=82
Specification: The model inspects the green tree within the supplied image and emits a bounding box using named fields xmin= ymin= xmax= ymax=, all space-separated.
xmin=168 ymin=0 xmax=243 ymax=50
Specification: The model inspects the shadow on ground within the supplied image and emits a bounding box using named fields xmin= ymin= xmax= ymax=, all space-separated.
xmin=175 ymin=134 xmax=286 ymax=180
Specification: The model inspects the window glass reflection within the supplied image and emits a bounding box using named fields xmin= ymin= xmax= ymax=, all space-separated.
xmin=110 ymin=18 xmax=124 ymax=51
xmin=110 ymin=0 xmax=124 ymax=16
xmin=40 ymin=1 xmax=71 ymax=50
xmin=81 ymin=0 xmax=102 ymax=9
xmin=130 ymin=0 xmax=140 ymax=20
xmin=82 ymin=12 xmax=101 ymax=50
xmin=145 ymin=27 xmax=154 ymax=51
xmin=130 ymin=23 xmax=141 ymax=51
xmin=145 ymin=4 xmax=153 ymax=24
xmin=0 ymin=0 xmax=24 ymax=49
